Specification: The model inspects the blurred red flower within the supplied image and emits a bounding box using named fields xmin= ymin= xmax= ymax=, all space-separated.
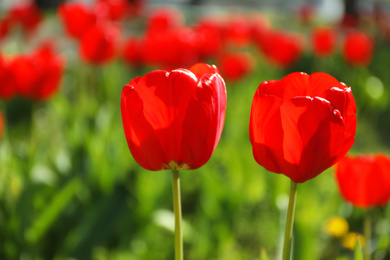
xmin=79 ymin=23 xmax=121 ymax=65
xmin=121 ymin=63 xmax=227 ymax=171
xmin=225 ymin=16 xmax=251 ymax=47
xmin=249 ymin=72 xmax=356 ymax=183
xmin=259 ymin=30 xmax=303 ymax=67
xmin=94 ymin=0 xmax=130 ymax=21
xmin=0 ymin=16 xmax=13 ymax=41
xmin=122 ymin=36 xmax=142 ymax=67
xmin=0 ymin=54 xmax=17 ymax=100
xmin=343 ymin=31 xmax=373 ymax=66
xmin=311 ymin=27 xmax=337 ymax=57
xmin=336 ymin=154 xmax=390 ymax=208
xmin=250 ymin=14 xmax=271 ymax=46
xmin=9 ymin=0 xmax=42 ymax=34
xmin=218 ymin=52 xmax=254 ymax=82
xmin=195 ymin=18 xmax=224 ymax=60
xmin=146 ymin=7 xmax=184 ymax=35
xmin=140 ymin=27 xmax=199 ymax=69
xmin=9 ymin=43 xmax=65 ymax=101
xmin=58 ymin=1 xmax=97 ymax=39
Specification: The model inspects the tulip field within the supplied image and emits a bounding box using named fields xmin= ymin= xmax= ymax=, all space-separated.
xmin=1 ymin=1 xmax=390 ymax=260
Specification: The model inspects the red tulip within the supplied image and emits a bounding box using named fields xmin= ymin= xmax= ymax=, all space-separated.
xmin=218 ymin=52 xmax=254 ymax=82
xmin=0 ymin=16 xmax=13 ymax=41
xmin=9 ymin=0 xmax=42 ymax=34
xmin=225 ymin=16 xmax=251 ymax=47
xmin=94 ymin=0 xmax=130 ymax=21
xmin=10 ymin=43 xmax=65 ymax=101
xmin=260 ymin=30 xmax=303 ymax=67
xmin=58 ymin=1 xmax=97 ymax=39
xmin=122 ymin=36 xmax=142 ymax=67
xmin=79 ymin=23 xmax=120 ymax=65
xmin=146 ymin=7 xmax=184 ymax=35
xmin=250 ymin=14 xmax=271 ymax=45
xmin=336 ymin=154 xmax=390 ymax=208
xmin=140 ymin=27 xmax=199 ymax=69
xmin=195 ymin=18 xmax=224 ymax=60
xmin=311 ymin=27 xmax=337 ymax=57
xmin=121 ymin=63 xmax=227 ymax=171
xmin=0 ymin=54 xmax=17 ymax=100
xmin=249 ymin=72 xmax=356 ymax=183
xmin=342 ymin=31 xmax=373 ymax=66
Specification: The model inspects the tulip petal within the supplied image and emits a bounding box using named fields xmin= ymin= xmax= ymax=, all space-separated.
xmin=188 ymin=63 xmax=219 ymax=79
xmin=309 ymin=72 xmax=344 ymax=97
xmin=279 ymin=96 xmax=346 ymax=182
xmin=121 ymin=84 xmax=166 ymax=170
xmin=249 ymin=90 xmax=286 ymax=173
xmin=181 ymin=73 xmax=227 ymax=168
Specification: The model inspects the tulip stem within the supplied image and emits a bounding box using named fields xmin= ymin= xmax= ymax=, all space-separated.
xmin=364 ymin=209 xmax=371 ymax=260
xmin=282 ymin=180 xmax=298 ymax=260
xmin=171 ymin=169 xmax=183 ymax=260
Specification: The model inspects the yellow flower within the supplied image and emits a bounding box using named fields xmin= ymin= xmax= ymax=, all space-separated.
xmin=323 ymin=216 xmax=349 ymax=238
xmin=342 ymin=232 xmax=365 ymax=250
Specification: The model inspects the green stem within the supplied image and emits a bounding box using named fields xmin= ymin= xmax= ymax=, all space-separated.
xmin=364 ymin=209 xmax=371 ymax=260
xmin=282 ymin=180 xmax=298 ymax=260
xmin=171 ymin=169 xmax=183 ymax=260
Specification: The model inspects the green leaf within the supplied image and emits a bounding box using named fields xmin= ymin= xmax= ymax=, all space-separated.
xmin=354 ymin=235 xmax=363 ymax=260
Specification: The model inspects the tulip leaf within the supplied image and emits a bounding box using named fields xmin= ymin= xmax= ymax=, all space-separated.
xmin=354 ymin=236 xmax=363 ymax=260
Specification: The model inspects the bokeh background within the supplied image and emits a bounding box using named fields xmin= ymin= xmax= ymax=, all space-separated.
xmin=1 ymin=0 xmax=390 ymax=259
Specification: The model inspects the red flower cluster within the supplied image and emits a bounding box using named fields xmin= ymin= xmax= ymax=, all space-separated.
xmin=122 ymin=9 xmax=267 ymax=78
xmin=336 ymin=154 xmax=390 ymax=208
xmin=0 ymin=43 xmax=65 ymax=101
xmin=121 ymin=63 xmax=227 ymax=171
xmin=249 ymin=72 xmax=356 ymax=183
xmin=0 ymin=0 xmax=42 ymax=40
xmin=58 ymin=0 xmax=145 ymax=65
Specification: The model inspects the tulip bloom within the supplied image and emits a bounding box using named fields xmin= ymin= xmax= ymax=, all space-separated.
xmin=225 ymin=16 xmax=252 ymax=47
xmin=259 ymin=30 xmax=303 ymax=67
xmin=218 ymin=52 xmax=253 ymax=82
xmin=9 ymin=0 xmax=42 ymax=34
xmin=343 ymin=31 xmax=373 ymax=66
xmin=0 ymin=54 xmax=17 ymax=100
xmin=10 ymin=44 xmax=65 ymax=101
xmin=311 ymin=27 xmax=337 ymax=57
xmin=140 ymin=27 xmax=199 ymax=69
xmin=195 ymin=18 xmax=224 ymax=60
xmin=335 ymin=154 xmax=390 ymax=208
xmin=122 ymin=37 xmax=142 ymax=67
xmin=0 ymin=16 xmax=13 ymax=41
xmin=121 ymin=63 xmax=227 ymax=171
xmin=249 ymin=72 xmax=356 ymax=183
xmin=94 ymin=0 xmax=130 ymax=21
xmin=58 ymin=1 xmax=96 ymax=39
xmin=250 ymin=72 xmax=356 ymax=259
xmin=79 ymin=23 xmax=120 ymax=65
xmin=146 ymin=7 xmax=184 ymax=34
